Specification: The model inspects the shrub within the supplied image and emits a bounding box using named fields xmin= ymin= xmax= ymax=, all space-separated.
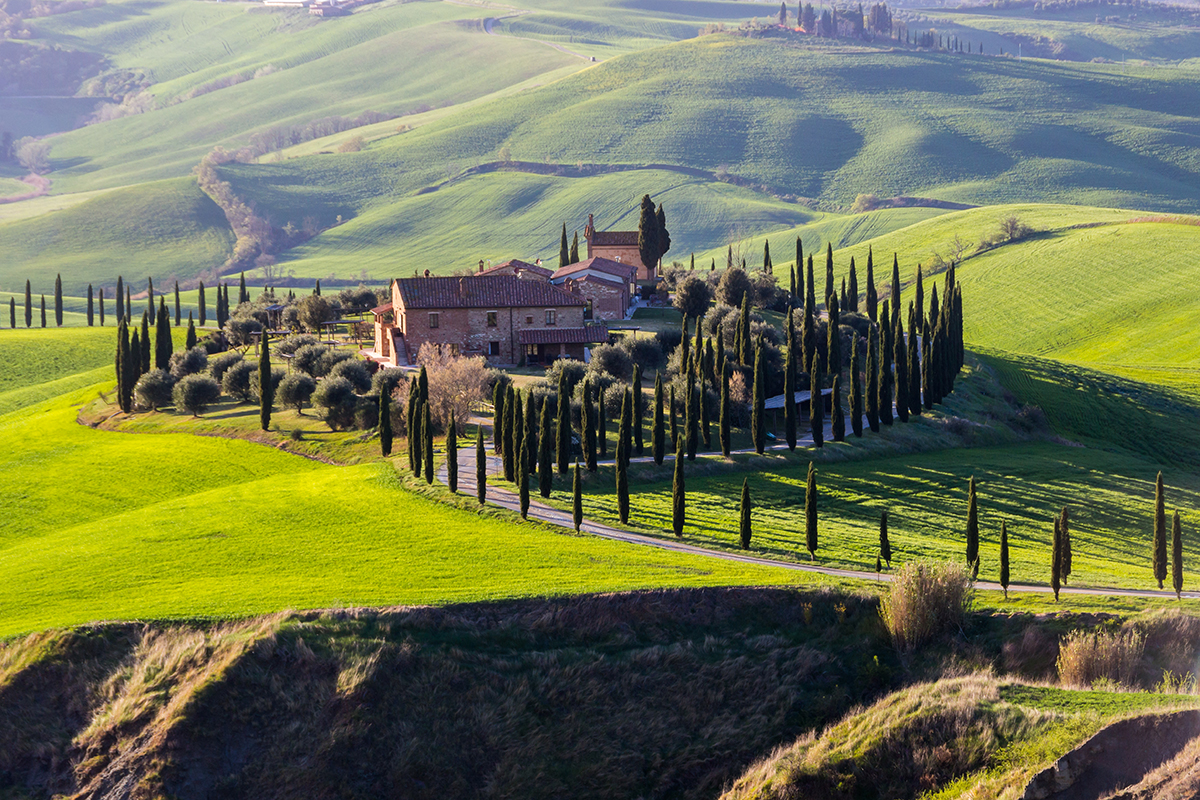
xmin=544 ymin=358 xmax=587 ymax=396
xmin=274 ymin=333 xmax=321 ymax=356
xmin=337 ymin=285 xmax=378 ymax=313
xmin=296 ymin=295 xmax=335 ymax=332
xmin=173 ymin=374 xmax=221 ymax=416
xmin=133 ymin=369 xmax=175 ymax=411
xmin=313 ymin=376 xmax=358 ymax=430
xmin=371 ymin=367 xmax=407 ymax=399
xmin=224 ymin=316 xmax=262 ymax=347
xmin=277 ymin=372 xmax=317 ymax=413
xmin=316 ymin=347 xmax=353 ymax=377
xmin=250 ymin=365 xmax=286 ymax=403
xmin=292 ymin=344 xmax=330 ymax=376
xmin=354 ymin=396 xmax=379 ymax=429
xmin=169 ymin=345 xmax=208 ymax=379
xmin=208 ymin=351 xmax=244 ymax=383
xmin=221 ymin=360 xmax=257 ymax=402
xmin=587 ymin=343 xmax=633 ymax=383
xmin=1057 ymin=629 xmax=1145 ymax=689
xmin=850 ymin=192 xmax=881 ymax=213
xmin=655 ymin=328 xmax=683 ymax=355
xmin=880 ymin=560 xmax=974 ymax=652
xmin=673 ymin=274 xmax=713 ymax=319
xmin=328 ymin=358 xmax=372 ymax=393
xmin=716 ymin=267 xmax=752 ymax=307
xmin=619 ymin=336 xmax=665 ymax=374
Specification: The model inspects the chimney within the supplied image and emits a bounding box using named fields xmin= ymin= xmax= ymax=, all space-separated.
xmin=459 ymin=276 xmax=467 ymax=298
xmin=584 ymin=213 xmax=595 ymax=240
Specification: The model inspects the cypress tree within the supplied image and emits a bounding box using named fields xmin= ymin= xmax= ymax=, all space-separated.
xmin=921 ymin=323 xmax=932 ymax=410
xmin=259 ymin=330 xmax=272 ymax=431
xmin=1052 ymin=515 xmax=1062 ymax=601
xmin=559 ymin=222 xmax=570 ymax=268
xmin=865 ymin=245 xmax=877 ymax=323
xmin=685 ymin=380 xmax=698 ymax=460
xmin=9 ymin=298 xmax=15 ymax=329
xmin=87 ymin=284 xmax=94 ymax=326
xmin=801 ymin=303 xmax=816 ymax=385
xmin=637 ymin=195 xmax=659 ymax=273
xmin=784 ymin=307 xmax=797 ymax=451
xmin=652 ymin=372 xmax=665 ymax=465
xmin=891 ymin=254 xmax=901 ymax=324
xmin=752 ymin=340 xmax=765 ymax=454
xmin=380 ymin=390 xmax=393 ymax=457
xmin=125 ymin=285 xmax=132 ymax=323
xmin=739 ymin=296 xmax=752 ymax=366
xmin=632 ymin=363 xmax=644 ymax=456
xmin=669 ymin=385 xmax=678 ymax=452
xmin=314 ymin=279 xmax=321 ymax=296
xmin=1060 ymin=506 xmax=1072 ymax=584
xmin=740 ymin=478 xmax=752 ymax=549
xmin=23 ymin=280 xmax=31 ymax=328
xmin=556 ymin=370 xmax=570 ymax=474
xmin=155 ymin=298 xmax=172 ymax=371
xmin=806 ymin=253 xmax=816 ymax=314
xmin=826 ymin=292 xmax=840 ymax=379
xmin=502 ymin=387 xmax=516 ymax=482
xmin=423 ymin=401 xmax=434 ymax=485
xmin=598 ymin=387 xmax=608 ymax=459
xmin=570 ymin=231 xmax=580 ymax=264
xmin=850 ymin=332 xmax=863 ymax=437
xmin=40 ymin=295 xmax=46 ymax=328
xmin=476 ymin=427 xmax=487 ymax=504
xmin=809 ymin=352 xmax=824 ymax=448
xmin=1154 ymin=472 xmax=1167 ymax=589
xmin=672 ymin=441 xmax=685 ymax=536
xmin=617 ymin=391 xmax=630 ymax=524
xmin=880 ymin=509 xmax=891 ymax=567
xmin=840 ymin=277 xmax=848 ymax=314
xmin=129 ymin=329 xmax=142 ymax=385
xmin=526 ymin=391 xmax=538 ymax=476
xmin=907 ymin=304 xmax=922 ymax=416
xmin=238 ymin=272 xmax=248 ymax=305
xmin=619 ymin=388 xmax=632 ymax=469
xmin=174 ymin=281 xmax=181 ymax=326
xmin=446 ymin=414 xmax=458 ymax=492
xmin=763 ymin=240 xmax=772 ymax=272
xmin=914 ymin=265 xmax=925 ymax=331
xmin=53 ymin=274 xmax=62 ymax=326
xmin=198 ymin=282 xmax=207 ymax=326
xmin=146 ymin=277 xmax=154 ymax=318
xmin=583 ymin=380 xmax=597 ymax=471
xmin=805 ymin=462 xmax=818 ymax=560
xmin=539 ymin=400 xmax=554 ymax=498
xmin=848 ymin=257 xmax=859 ymax=312
xmin=116 ymin=318 xmax=129 ymax=412
xmin=116 ymin=276 xmax=124 ymax=321
xmin=831 ymin=373 xmax=844 ymax=442
xmin=518 ymin=447 xmax=530 ymax=519
xmin=408 ymin=383 xmax=420 ymax=475
xmin=719 ymin=365 xmax=731 ymax=457
xmin=878 ymin=299 xmax=893 ymax=426
xmin=966 ymin=476 xmax=979 ymax=569
xmin=795 ymin=237 xmax=803 ymax=299
xmin=492 ymin=382 xmax=505 ymax=453
xmin=824 ymin=242 xmax=834 ymax=309
xmin=1000 ymin=521 xmax=1010 ymax=599
xmin=1173 ymin=510 xmax=1184 ymax=600
xmin=99 ymin=288 xmax=105 ymax=327
xmin=573 ymin=461 xmax=583 ymax=532
xmin=894 ymin=312 xmax=909 ymax=423
xmin=865 ymin=323 xmax=879 ymax=432
xmin=790 ymin=264 xmax=797 ymax=306
xmin=139 ymin=311 xmax=150 ymax=373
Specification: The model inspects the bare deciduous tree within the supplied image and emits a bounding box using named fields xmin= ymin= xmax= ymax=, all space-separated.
xmin=416 ymin=343 xmax=489 ymax=432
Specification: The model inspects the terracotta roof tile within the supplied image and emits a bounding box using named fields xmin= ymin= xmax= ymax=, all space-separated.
xmin=551 ymin=257 xmax=637 ymax=283
xmin=480 ymin=259 xmax=553 ymax=278
xmin=518 ymin=326 xmax=610 ymax=345
xmin=395 ymin=275 xmax=584 ymax=310
xmin=591 ymin=230 xmax=640 ymax=246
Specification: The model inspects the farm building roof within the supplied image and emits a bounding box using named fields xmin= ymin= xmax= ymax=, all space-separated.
xmin=551 ymin=257 xmax=636 ymax=283
xmin=479 ymin=259 xmax=553 ymax=279
xmin=589 ymin=230 xmax=639 ymax=246
xmin=518 ymin=326 xmax=610 ymax=345
xmin=370 ymin=302 xmax=393 ymax=315
xmin=394 ymin=275 xmax=584 ymax=310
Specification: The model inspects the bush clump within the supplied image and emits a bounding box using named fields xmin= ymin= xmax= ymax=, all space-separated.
xmin=880 ymin=560 xmax=974 ymax=652
xmin=173 ymin=374 xmax=221 ymax=416
xmin=1056 ymin=629 xmax=1145 ymax=689
xmin=277 ymin=373 xmax=316 ymax=413
xmin=221 ymin=360 xmax=257 ymax=402
xmin=328 ymin=358 xmax=372 ymax=393
xmin=208 ymin=351 xmax=244 ymax=383
xmin=134 ymin=369 xmax=175 ymax=411
xmin=169 ymin=346 xmax=208 ymax=379
xmin=250 ymin=365 xmax=286 ymax=403
xmin=313 ymin=376 xmax=358 ymax=430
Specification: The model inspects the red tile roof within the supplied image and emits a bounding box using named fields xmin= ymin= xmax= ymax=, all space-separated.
xmin=551 ymin=256 xmax=636 ymax=283
xmin=479 ymin=259 xmax=553 ymax=279
xmin=590 ymin=230 xmax=640 ymax=246
xmin=394 ymin=275 xmax=584 ymax=310
xmin=518 ymin=326 xmax=610 ymax=345
xmin=370 ymin=302 xmax=393 ymax=315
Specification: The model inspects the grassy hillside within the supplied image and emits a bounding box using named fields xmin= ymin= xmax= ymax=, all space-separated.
xmin=0 ymin=327 xmax=116 ymax=396
xmin=0 ymin=178 xmax=234 ymax=295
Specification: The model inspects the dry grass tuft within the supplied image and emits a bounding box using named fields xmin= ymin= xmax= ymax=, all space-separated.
xmin=1056 ymin=629 xmax=1145 ymax=689
xmin=880 ymin=560 xmax=974 ymax=652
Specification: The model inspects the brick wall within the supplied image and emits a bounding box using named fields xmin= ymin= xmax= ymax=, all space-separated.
xmin=572 ymin=279 xmax=628 ymax=320
xmin=587 ymin=242 xmax=655 ymax=281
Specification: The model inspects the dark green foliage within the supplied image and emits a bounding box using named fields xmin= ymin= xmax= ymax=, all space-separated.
xmin=40 ymin=295 xmax=45 ymax=328
xmin=752 ymin=341 xmax=765 ymax=454
xmin=739 ymin=478 xmax=751 ymax=550
xmin=784 ymin=308 xmax=797 ymax=451
xmin=408 ymin=382 xmax=421 ymax=476
xmin=805 ymin=462 xmax=817 ymax=560
xmin=880 ymin=510 xmax=891 ymax=567
xmin=1060 ymin=506 xmax=1072 ymax=584
xmin=763 ymin=239 xmax=772 ymax=272
xmin=809 ymin=352 xmax=823 ymax=448
xmin=380 ymin=391 xmax=393 ymax=457
xmin=915 ymin=265 xmax=925 ymax=332
xmin=598 ymin=387 xmax=608 ymax=459
xmin=259 ymin=331 xmax=273 ymax=432
xmin=185 ymin=314 xmax=197 ymax=350
xmin=824 ymin=242 xmax=834 ymax=309
xmin=476 ymin=427 xmax=486 ymax=505
xmin=685 ymin=381 xmax=698 ymax=461
xmin=738 ymin=295 xmax=751 ymax=365
xmin=583 ymin=380 xmax=597 ymax=471
xmin=492 ymin=382 xmax=505 ymax=453
xmin=172 ymin=374 xmax=220 ymax=416
xmin=115 ymin=276 xmax=123 ymax=322
xmin=9 ymin=297 xmax=15 ymax=329
xmin=825 ymin=292 xmax=840 ymax=377
xmin=669 ymin=385 xmax=678 ymax=452
xmin=560 ymin=222 xmax=570 ymax=268
xmin=831 ymin=373 xmax=844 ymax=442
xmin=129 ymin=330 xmax=142 ymax=384
xmin=865 ymin=246 xmax=877 ymax=323
xmin=1000 ymin=520 xmax=1010 ymax=598
xmin=525 ymin=389 xmax=538 ymax=475
xmin=806 ymin=254 xmax=816 ymax=315
xmin=617 ymin=390 xmax=630 ymax=524
xmin=865 ymin=324 xmax=879 ymax=432
xmin=23 ymin=280 xmax=31 ymax=328
xmin=672 ymin=441 xmax=685 ymax=537
xmin=155 ymin=298 xmax=172 ymax=372
xmin=140 ymin=312 xmax=150 ymax=373
xmin=1154 ymin=471 xmax=1167 ymax=589
xmin=719 ymin=366 xmax=731 ymax=457
xmin=847 ymin=257 xmax=858 ymax=313
xmin=174 ymin=281 xmax=181 ymax=326
xmin=570 ymin=231 xmax=580 ymax=264
xmin=1052 ymin=515 xmax=1062 ymax=601
xmin=53 ymin=274 xmax=63 ymax=327
xmin=632 ymin=364 xmax=644 ymax=457
xmin=1173 ymin=511 xmax=1184 ymax=600
xmin=907 ymin=305 xmax=922 ymax=417
xmin=891 ymin=254 xmax=902 ymax=325
xmin=878 ymin=299 xmax=893 ymax=426
xmin=539 ymin=401 xmax=553 ymax=498
xmin=423 ymin=401 xmax=434 ymax=485
xmin=637 ymin=195 xmax=659 ymax=272
xmin=573 ymin=461 xmax=583 ymax=532
xmin=557 ymin=371 xmax=571 ymax=474
xmin=115 ymin=319 xmax=129 ymax=412
xmin=147 ymin=277 xmax=154 ymax=319
xmin=652 ymin=372 xmax=665 ymax=465
xmin=850 ymin=333 xmax=863 ymax=438
xmin=699 ymin=371 xmax=711 ymax=450
xmin=86 ymin=284 xmax=94 ymax=327
xmin=966 ymin=477 xmax=979 ymax=569
xmin=133 ymin=369 xmax=174 ymax=411
xmin=801 ymin=303 xmax=816 ymax=384
xmin=893 ymin=312 xmax=909 ymax=423
xmin=239 ymin=272 xmax=248 ymax=305
xmin=656 ymin=203 xmax=671 ymax=266
xmin=518 ymin=446 xmax=530 ymax=519
xmin=503 ymin=387 xmax=516 ymax=482
xmin=277 ymin=372 xmax=315 ymax=413
xmin=198 ymin=282 xmax=206 ymax=326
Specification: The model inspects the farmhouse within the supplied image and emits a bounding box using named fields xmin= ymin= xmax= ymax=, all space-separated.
xmin=549 ymin=256 xmax=637 ymax=321
xmin=372 ymin=274 xmax=607 ymax=367
xmin=583 ymin=214 xmax=657 ymax=282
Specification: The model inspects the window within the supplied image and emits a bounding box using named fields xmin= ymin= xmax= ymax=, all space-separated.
xmin=545 ymin=309 xmax=557 ymax=326
xmin=584 ymin=300 xmax=594 ymax=320
xmin=526 ymin=315 xmax=534 ymax=325
xmin=487 ymin=311 xmax=498 ymax=327
xmin=488 ymin=341 xmax=501 ymax=356
xmin=428 ymin=313 xmax=439 ymax=329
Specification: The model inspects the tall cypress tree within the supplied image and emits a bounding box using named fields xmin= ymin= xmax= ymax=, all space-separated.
xmin=784 ymin=307 xmax=797 ymax=451
xmin=865 ymin=323 xmax=880 ymax=432
xmin=492 ymin=382 xmax=505 ymax=453
xmin=476 ymin=427 xmax=487 ymax=504
xmin=155 ymin=298 xmax=172 ymax=371
xmin=116 ymin=318 xmax=129 ymax=412
xmin=9 ymin=297 xmax=15 ymax=329
xmin=617 ymin=391 xmax=630 ymax=524
xmin=1052 ymin=515 xmax=1062 ymax=602
xmin=1060 ymin=506 xmax=1072 ymax=584
xmin=503 ymin=386 xmax=516 ymax=482
xmin=380 ymin=390 xmax=393 ymax=457
xmin=805 ymin=462 xmax=818 ymax=560
xmin=174 ymin=281 xmax=181 ymax=326
xmin=238 ymin=272 xmax=248 ymax=305
xmin=40 ymin=295 xmax=46 ymax=328
xmin=824 ymin=242 xmax=834 ymax=309
xmin=23 ymin=280 xmax=31 ymax=328
xmin=907 ymin=304 xmax=922 ymax=416
xmin=52 ymin=274 xmax=63 ymax=326
xmin=139 ymin=311 xmax=150 ymax=373
xmin=637 ymin=195 xmax=659 ymax=272
xmin=878 ymin=299 xmax=893 ymax=426
xmin=752 ymin=340 xmax=765 ymax=454
xmin=446 ymin=414 xmax=458 ymax=493
xmin=763 ymin=239 xmax=772 ymax=272
xmin=809 ymin=352 xmax=824 ymax=448
xmin=1000 ymin=520 xmax=1010 ymax=599
xmin=652 ymin=372 xmax=665 ymax=465
xmin=831 ymin=373 xmax=844 ymax=442
xmin=801 ymin=303 xmax=816 ymax=385
xmin=559 ymin=223 xmax=570 ymax=268
xmin=408 ymin=383 xmax=420 ymax=475
xmin=598 ymin=387 xmax=608 ymax=459
xmin=632 ymin=363 xmax=644 ymax=457
xmin=125 ymin=285 xmax=132 ymax=323
xmin=539 ymin=400 xmax=553 ymax=498
xmin=98 ymin=288 xmax=105 ymax=327
xmin=840 ymin=277 xmax=848 ymax=314
xmin=116 ymin=276 xmax=124 ymax=322
xmin=865 ymin=245 xmax=877 ymax=322
xmin=790 ymin=265 xmax=797 ymax=307
xmin=880 ymin=509 xmax=891 ymax=567
xmin=805 ymin=254 xmax=816 ymax=314
xmin=518 ymin=446 xmax=530 ymax=519
xmin=966 ymin=476 xmax=979 ymax=570
xmin=87 ymin=284 xmax=94 ymax=327
xmin=850 ymin=332 xmax=863 ymax=438
xmin=198 ymin=282 xmax=207 ymax=326
xmin=719 ymin=365 xmax=731 ymax=457
xmin=525 ymin=389 xmax=537 ymax=473
xmin=672 ymin=441 xmax=685 ymax=537
xmin=921 ymin=322 xmax=932 ymax=410
xmin=259 ymin=330 xmax=272 ymax=431
xmin=894 ymin=312 xmax=909 ymax=423
xmin=570 ymin=231 xmax=580 ymax=264
xmin=848 ymin=257 xmax=858 ymax=312
xmin=583 ymin=380 xmax=597 ymax=471
xmin=573 ymin=461 xmax=583 ymax=532
xmin=685 ymin=379 xmax=698 ymax=461
xmin=739 ymin=295 xmax=752 ymax=365
xmin=423 ymin=402 xmax=434 ymax=485
xmin=826 ymin=293 xmax=840 ymax=380
xmin=129 ymin=329 xmax=142 ymax=385
xmin=890 ymin=254 xmax=901 ymax=325
xmin=1173 ymin=510 xmax=1184 ymax=600
xmin=556 ymin=371 xmax=570 ymax=474
xmin=914 ymin=265 xmax=925 ymax=332
xmin=146 ymin=277 xmax=154 ymax=319
xmin=669 ymin=385 xmax=678 ymax=452
xmin=731 ymin=476 xmax=750 ymax=550
xmin=1154 ymin=472 xmax=1168 ymax=589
